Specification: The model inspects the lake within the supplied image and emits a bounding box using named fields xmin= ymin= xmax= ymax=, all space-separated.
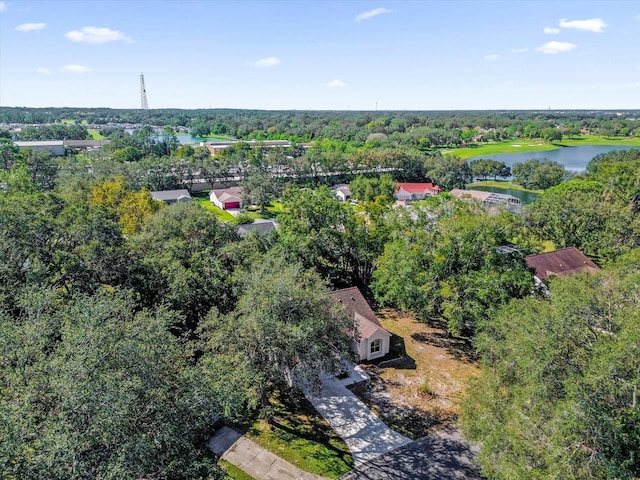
xmin=466 ymin=185 xmax=539 ymax=205
xmin=468 ymin=145 xmax=637 ymax=172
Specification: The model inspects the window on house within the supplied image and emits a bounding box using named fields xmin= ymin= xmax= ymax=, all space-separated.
xmin=370 ymin=339 xmax=381 ymax=355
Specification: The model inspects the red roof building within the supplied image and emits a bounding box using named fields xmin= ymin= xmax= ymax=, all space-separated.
xmin=394 ymin=182 xmax=442 ymax=201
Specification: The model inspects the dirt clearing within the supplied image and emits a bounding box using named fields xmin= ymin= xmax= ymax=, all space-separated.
xmin=355 ymin=308 xmax=480 ymax=439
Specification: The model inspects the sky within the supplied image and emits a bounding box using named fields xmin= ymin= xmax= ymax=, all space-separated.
xmin=1 ymin=0 xmax=639 ymax=110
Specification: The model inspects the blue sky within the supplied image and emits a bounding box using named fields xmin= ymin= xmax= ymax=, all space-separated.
xmin=1 ymin=0 xmax=639 ymax=110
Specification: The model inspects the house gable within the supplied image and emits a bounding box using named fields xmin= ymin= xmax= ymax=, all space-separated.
xmin=328 ymin=287 xmax=392 ymax=362
xmin=210 ymin=186 xmax=243 ymax=210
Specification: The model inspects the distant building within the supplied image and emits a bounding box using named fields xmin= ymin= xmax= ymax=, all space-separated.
xmin=525 ymin=247 xmax=600 ymax=283
xmin=64 ymin=139 xmax=110 ymax=151
xmin=394 ymin=182 xmax=442 ymax=202
xmin=204 ymin=139 xmax=293 ymax=156
xmin=210 ymin=186 xmax=243 ymax=210
xmin=151 ymin=189 xmax=192 ymax=204
xmin=449 ymin=188 xmax=522 ymax=211
xmin=333 ymin=184 xmax=351 ymax=202
xmin=14 ymin=140 xmax=65 ymax=156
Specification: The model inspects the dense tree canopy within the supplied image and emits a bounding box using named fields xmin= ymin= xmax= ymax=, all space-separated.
xmin=462 ymin=263 xmax=640 ymax=480
xmin=0 ymin=289 xmax=221 ymax=479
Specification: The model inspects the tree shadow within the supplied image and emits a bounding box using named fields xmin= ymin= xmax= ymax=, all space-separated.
xmin=410 ymin=317 xmax=478 ymax=364
xmin=355 ymin=376 xmax=455 ymax=440
xmin=237 ymin=388 xmax=354 ymax=469
xmin=340 ymin=431 xmax=486 ymax=480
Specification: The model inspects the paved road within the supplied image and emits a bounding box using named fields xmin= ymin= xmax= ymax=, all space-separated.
xmin=208 ymin=426 xmax=328 ymax=480
xmin=339 ymin=428 xmax=485 ymax=480
xmin=302 ymin=373 xmax=413 ymax=466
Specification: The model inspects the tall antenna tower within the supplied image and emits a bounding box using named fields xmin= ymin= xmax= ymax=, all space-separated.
xmin=140 ymin=73 xmax=149 ymax=109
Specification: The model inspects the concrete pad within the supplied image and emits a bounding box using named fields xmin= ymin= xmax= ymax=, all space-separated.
xmin=302 ymin=374 xmax=412 ymax=465
xmin=208 ymin=427 xmax=329 ymax=480
xmin=207 ymin=426 xmax=241 ymax=455
xmin=222 ymin=437 xmax=261 ymax=468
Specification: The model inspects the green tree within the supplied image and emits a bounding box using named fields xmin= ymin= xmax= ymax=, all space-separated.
xmin=423 ymin=153 xmax=472 ymax=190
xmin=130 ymin=202 xmax=238 ymax=330
xmin=372 ymin=205 xmax=534 ymax=335
xmin=0 ymin=289 xmax=222 ymax=479
xmin=524 ymin=179 xmax=640 ymax=261
xmin=241 ymin=170 xmax=282 ymax=213
xmin=512 ymin=158 xmax=566 ymax=190
xmin=462 ymin=266 xmax=640 ymax=480
xmin=349 ymin=174 xmax=395 ymax=203
xmin=198 ymin=255 xmax=354 ymax=419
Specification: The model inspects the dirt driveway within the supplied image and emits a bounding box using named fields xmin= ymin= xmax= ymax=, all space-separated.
xmin=355 ymin=309 xmax=480 ymax=439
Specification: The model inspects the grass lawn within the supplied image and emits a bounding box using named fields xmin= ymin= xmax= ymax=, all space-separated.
xmin=444 ymin=135 xmax=640 ymax=160
xmin=243 ymin=201 xmax=285 ymax=220
xmin=218 ymin=460 xmax=256 ymax=480
xmin=443 ymin=140 xmax=557 ymax=159
xmin=466 ymin=180 xmax=543 ymax=194
xmin=558 ymin=135 xmax=640 ymax=147
xmin=191 ymin=192 xmax=236 ymax=222
xmin=240 ymin=389 xmax=354 ymax=479
xmin=60 ymin=118 xmax=75 ymax=124
xmin=87 ymin=129 xmax=106 ymax=140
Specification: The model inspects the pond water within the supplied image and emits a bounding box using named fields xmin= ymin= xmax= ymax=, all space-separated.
xmin=465 ymin=185 xmax=539 ymax=205
xmin=468 ymin=145 xmax=637 ymax=172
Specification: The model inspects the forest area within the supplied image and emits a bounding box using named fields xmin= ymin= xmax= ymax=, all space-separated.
xmin=1 ymin=108 xmax=640 ymax=479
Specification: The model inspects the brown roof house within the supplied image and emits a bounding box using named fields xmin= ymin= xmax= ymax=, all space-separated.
xmin=525 ymin=247 xmax=600 ymax=285
xmin=328 ymin=287 xmax=391 ymax=362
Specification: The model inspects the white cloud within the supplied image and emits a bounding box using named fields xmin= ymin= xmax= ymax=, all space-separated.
xmin=36 ymin=67 xmax=51 ymax=75
xmin=62 ymin=64 xmax=90 ymax=74
xmin=0 ymin=1 xmax=6 ymax=13
xmin=510 ymin=47 xmax=528 ymax=53
xmin=536 ymin=41 xmax=577 ymax=54
xmin=15 ymin=22 xmax=46 ymax=31
xmin=355 ymin=7 xmax=391 ymax=22
xmin=544 ymin=27 xmax=560 ymax=34
xmin=624 ymin=82 xmax=640 ymax=87
xmin=559 ymin=18 xmax=607 ymax=33
xmin=65 ymin=26 xmax=132 ymax=44
xmin=323 ymin=79 xmax=347 ymax=88
xmin=484 ymin=54 xmax=499 ymax=61
xmin=252 ymin=56 xmax=281 ymax=67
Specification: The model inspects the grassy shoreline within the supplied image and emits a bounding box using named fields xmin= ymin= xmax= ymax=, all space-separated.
xmin=444 ymin=135 xmax=640 ymax=159
xmin=465 ymin=180 xmax=543 ymax=194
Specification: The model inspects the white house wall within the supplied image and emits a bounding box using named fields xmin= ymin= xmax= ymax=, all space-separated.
xmin=361 ymin=330 xmax=391 ymax=361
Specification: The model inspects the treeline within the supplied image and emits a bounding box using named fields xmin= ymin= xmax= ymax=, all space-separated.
xmin=13 ymin=124 xmax=90 ymax=141
xmin=2 ymin=107 xmax=639 ymax=146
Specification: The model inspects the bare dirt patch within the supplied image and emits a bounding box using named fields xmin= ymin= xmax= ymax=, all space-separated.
xmin=354 ymin=308 xmax=480 ymax=439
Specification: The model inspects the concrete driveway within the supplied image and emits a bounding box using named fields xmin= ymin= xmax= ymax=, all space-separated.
xmin=301 ymin=372 xmax=412 ymax=466
xmin=339 ymin=427 xmax=485 ymax=480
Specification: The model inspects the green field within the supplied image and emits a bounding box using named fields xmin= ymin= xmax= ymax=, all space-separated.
xmin=466 ymin=180 xmax=543 ymax=194
xmin=87 ymin=129 xmax=106 ymax=140
xmin=444 ymin=135 xmax=640 ymax=160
